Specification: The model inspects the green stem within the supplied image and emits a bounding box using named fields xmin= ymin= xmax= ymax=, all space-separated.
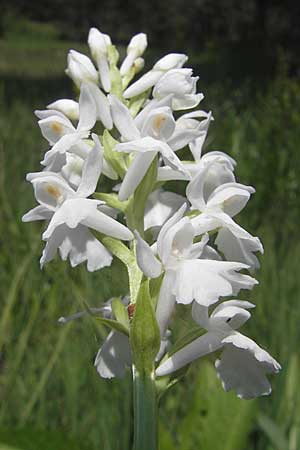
xmin=132 ymin=365 xmax=158 ymax=450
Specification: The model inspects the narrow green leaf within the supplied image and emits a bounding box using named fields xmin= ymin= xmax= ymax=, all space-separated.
xmin=258 ymin=413 xmax=289 ymax=450
xmin=93 ymin=192 xmax=129 ymax=212
xmin=95 ymin=316 xmax=129 ymax=335
xmin=130 ymin=280 xmax=160 ymax=374
xmin=99 ymin=235 xmax=142 ymax=304
xmin=102 ymin=130 xmax=127 ymax=178
xmin=111 ymin=297 xmax=130 ymax=330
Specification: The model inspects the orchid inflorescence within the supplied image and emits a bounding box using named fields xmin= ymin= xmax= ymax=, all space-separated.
xmin=23 ymin=28 xmax=280 ymax=400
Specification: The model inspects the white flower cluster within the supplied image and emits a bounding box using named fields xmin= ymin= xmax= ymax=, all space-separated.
xmin=23 ymin=28 xmax=280 ymax=399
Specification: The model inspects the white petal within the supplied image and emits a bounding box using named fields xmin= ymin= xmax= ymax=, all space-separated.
xmin=191 ymin=212 xmax=222 ymax=235
xmin=47 ymin=99 xmax=79 ymax=121
xmin=118 ymin=151 xmax=157 ymax=201
xmin=207 ymin=183 xmax=255 ymax=217
xmin=98 ymin=55 xmax=111 ymax=92
xmin=211 ymin=305 xmax=252 ymax=330
xmin=59 ymin=224 xmax=112 ymax=271
xmin=191 ymin=211 xmax=254 ymax=241
xmin=88 ymin=28 xmax=111 ymax=92
xmin=78 ymin=82 xmax=97 ymax=131
xmin=95 ymin=331 xmax=131 ymax=379
xmin=186 ymin=164 xmax=211 ymax=211
xmin=121 ymin=33 xmax=147 ymax=76
xmin=191 ymin=302 xmax=210 ymax=328
xmin=189 ymin=112 xmax=212 ymax=161
xmin=41 ymin=132 xmax=86 ymax=166
xmin=35 ymin=109 xmax=67 ymax=120
xmin=38 ymin=115 xmax=75 ymax=145
xmin=144 ymin=189 xmax=186 ymax=230
xmin=216 ymin=332 xmax=281 ymax=399
xmin=157 ymin=204 xmax=187 ymax=260
xmin=157 ymin=141 xmax=190 ymax=175
xmin=123 ymin=70 xmax=162 ymax=98
xmin=61 ymin=153 xmax=84 ymax=188
xmin=175 ymin=259 xmax=234 ymax=306
xmin=134 ymin=95 xmax=173 ymax=130
xmin=43 ymin=198 xmax=133 ymax=241
xmin=153 ymin=53 xmax=188 ymax=71
xmin=215 ymin=228 xmax=263 ymax=269
xmin=81 ymin=203 xmax=134 ymax=240
xmin=201 ymin=244 xmax=222 ymax=261
xmin=212 ymin=300 xmax=255 ymax=316
xmin=88 ymin=83 xmax=113 ymax=129
xmin=76 ymin=134 xmax=103 ymax=198
xmin=109 ymin=95 xmax=140 ymax=140
xmin=115 ymin=136 xmax=159 ymax=154
xmin=66 ymin=50 xmax=98 ymax=87
xmin=172 ymin=93 xmax=203 ymax=110
xmin=40 ymin=224 xmax=67 ymax=268
xmin=188 ymin=233 xmax=209 ymax=259
xmin=120 ymin=52 xmax=137 ymax=76
xmin=162 ymin=217 xmax=194 ymax=264
xmin=157 ymin=166 xmax=190 ymax=182
xmin=156 ymin=269 xmax=177 ymax=336
xmin=22 ymin=205 xmax=53 ymax=222
xmin=140 ymin=106 xmax=175 ymax=141
xmin=32 ymin=174 xmax=76 ymax=210
xmin=156 ymin=331 xmax=222 ymax=376
xmin=167 ymin=128 xmax=202 ymax=151
xmin=135 ymin=231 xmax=162 ymax=278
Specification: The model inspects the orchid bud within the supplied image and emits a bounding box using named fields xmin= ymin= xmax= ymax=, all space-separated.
xmin=133 ymin=57 xmax=145 ymax=74
xmin=120 ymin=33 xmax=148 ymax=76
xmin=88 ymin=27 xmax=112 ymax=92
xmin=66 ymin=50 xmax=98 ymax=87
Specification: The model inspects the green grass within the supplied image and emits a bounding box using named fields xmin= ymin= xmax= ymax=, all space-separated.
xmin=1 ymin=29 xmax=300 ymax=450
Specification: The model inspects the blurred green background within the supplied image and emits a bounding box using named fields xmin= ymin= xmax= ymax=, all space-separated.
xmin=1 ymin=2 xmax=300 ymax=449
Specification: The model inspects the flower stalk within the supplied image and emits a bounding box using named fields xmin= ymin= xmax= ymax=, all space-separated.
xmin=132 ymin=366 xmax=158 ymax=450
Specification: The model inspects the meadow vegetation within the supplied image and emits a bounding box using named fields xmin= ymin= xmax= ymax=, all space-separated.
xmin=0 ymin=20 xmax=299 ymax=450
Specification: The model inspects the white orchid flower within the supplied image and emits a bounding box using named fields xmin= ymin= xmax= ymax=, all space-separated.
xmin=22 ymin=135 xmax=133 ymax=271
xmin=39 ymin=83 xmax=112 ymax=167
xmin=187 ymin=162 xmax=263 ymax=268
xmin=123 ymin=53 xmax=188 ymax=98
xmin=153 ymin=68 xmax=203 ymax=110
xmin=135 ymin=205 xmax=257 ymax=334
xmin=156 ymin=300 xmax=281 ymax=399
xmin=157 ymin=152 xmax=236 ymax=205
xmin=38 ymin=83 xmax=97 ymax=166
xmin=109 ymin=95 xmax=203 ymax=200
xmin=66 ymin=50 xmax=98 ymax=87
xmin=88 ymin=27 xmax=112 ymax=92
xmin=120 ymin=33 xmax=148 ymax=76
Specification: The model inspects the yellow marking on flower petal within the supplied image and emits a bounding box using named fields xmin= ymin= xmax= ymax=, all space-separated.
xmin=153 ymin=114 xmax=166 ymax=133
xmin=51 ymin=121 xmax=64 ymax=135
xmin=45 ymin=184 xmax=62 ymax=200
